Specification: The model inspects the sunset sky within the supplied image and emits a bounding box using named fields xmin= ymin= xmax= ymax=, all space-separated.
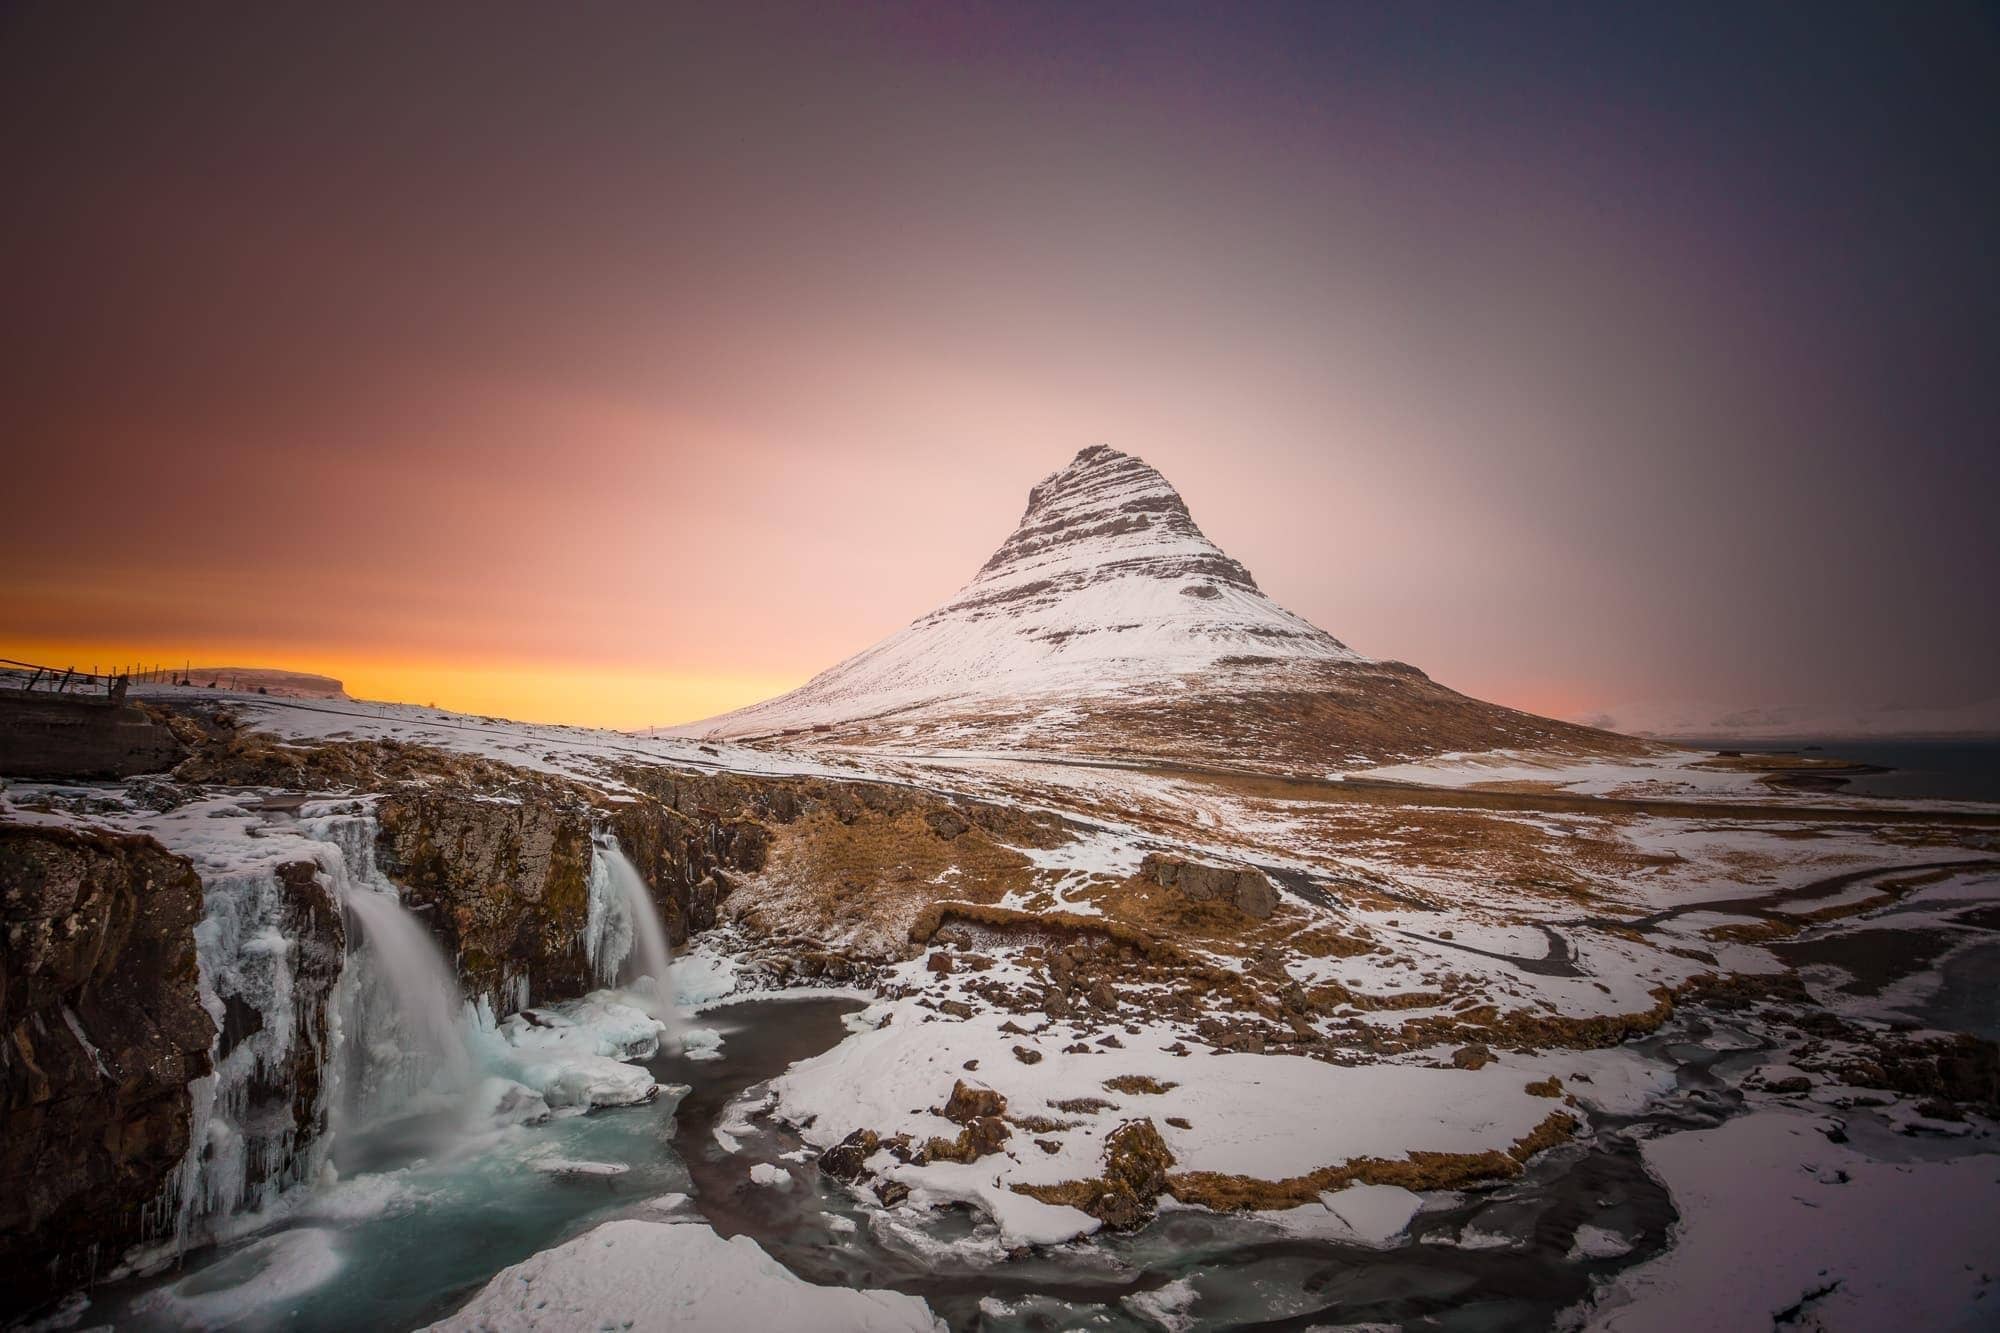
xmin=4 ymin=3 xmax=1995 ymax=730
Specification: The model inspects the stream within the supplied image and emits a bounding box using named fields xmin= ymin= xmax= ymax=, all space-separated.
xmin=85 ymin=989 xmax=1741 ymax=1333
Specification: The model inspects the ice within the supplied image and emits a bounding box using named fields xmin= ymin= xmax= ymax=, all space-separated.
xmin=1569 ymin=1224 xmax=1635 ymax=1260
xmin=1123 ymin=1277 xmax=1200 ymax=1331
xmin=134 ymin=1228 xmax=343 ymax=1328
xmin=1316 ymin=1183 xmax=1424 ymax=1247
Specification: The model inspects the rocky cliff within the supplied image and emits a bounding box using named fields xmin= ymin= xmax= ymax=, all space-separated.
xmin=0 ymin=824 xmax=211 ymax=1309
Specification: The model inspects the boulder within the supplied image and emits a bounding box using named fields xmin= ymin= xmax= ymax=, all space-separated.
xmin=816 ymin=1128 xmax=880 ymax=1183
xmin=1139 ymin=853 xmax=1277 ymax=920
xmin=942 ymin=1079 xmax=1006 ymax=1123
xmin=1093 ymin=1118 xmax=1177 ymax=1229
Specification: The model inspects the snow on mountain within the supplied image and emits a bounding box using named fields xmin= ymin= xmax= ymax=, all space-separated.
xmin=679 ymin=445 xmax=1631 ymax=771
xmin=684 ymin=446 xmax=1360 ymax=732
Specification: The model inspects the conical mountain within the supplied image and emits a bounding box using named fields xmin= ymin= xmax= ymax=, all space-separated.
xmin=684 ymin=446 xmax=1627 ymax=770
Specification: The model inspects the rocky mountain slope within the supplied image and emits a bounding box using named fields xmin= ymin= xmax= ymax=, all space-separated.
xmin=681 ymin=446 xmax=1635 ymax=772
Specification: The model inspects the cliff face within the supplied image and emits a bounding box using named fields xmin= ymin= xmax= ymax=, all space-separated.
xmin=372 ymin=775 xmax=772 ymax=1010
xmin=0 ymin=825 xmax=211 ymax=1309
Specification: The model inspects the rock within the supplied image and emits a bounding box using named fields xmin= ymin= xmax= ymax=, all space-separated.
xmin=922 ymin=1115 xmax=1010 ymax=1164
xmin=924 ymin=808 xmax=970 ymax=841
xmin=1013 ymin=1045 xmax=1044 ymax=1065
xmin=1845 ymin=1033 xmax=1998 ymax=1113
xmin=926 ymin=951 xmax=954 ymax=974
xmin=873 ymin=1179 xmax=911 ymax=1207
xmin=1093 ymin=1119 xmax=1177 ymax=1229
xmin=962 ymin=1059 xmax=979 ymax=1071
xmin=1036 ymin=1138 xmax=1061 ymax=1154
xmin=1766 ymin=1075 xmax=1812 ymax=1095
xmin=937 ymin=999 xmax=974 ymax=1019
xmin=942 ymin=1079 xmax=1006 ymax=1123
xmin=1139 ymin=853 xmax=1277 ymax=920
xmin=1452 ymin=1043 xmax=1493 ymax=1071
xmin=1525 ymin=1077 xmax=1563 ymax=1098
xmin=816 ymin=1129 xmax=880 ymax=1183
xmin=0 ymin=824 xmax=213 ymax=1315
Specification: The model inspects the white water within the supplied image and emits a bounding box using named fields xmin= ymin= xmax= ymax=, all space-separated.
xmin=587 ymin=835 xmax=682 ymax=1042
xmin=302 ymin=808 xmax=475 ymax=1128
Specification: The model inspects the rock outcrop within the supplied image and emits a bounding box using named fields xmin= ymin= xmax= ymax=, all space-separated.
xmin=376 ymin=790 xmax=599 ymax=1005
xmin=1140 ymin=853 xmax=1278 ymax=920
xmin=0 ymin=824 xmax=211 ymax=1315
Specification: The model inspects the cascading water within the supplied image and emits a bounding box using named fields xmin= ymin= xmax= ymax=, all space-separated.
xmin=301 ymin=808 xmax=474 ymax=1129
xmin=587 ymin=834 xmax=683 ymax=1042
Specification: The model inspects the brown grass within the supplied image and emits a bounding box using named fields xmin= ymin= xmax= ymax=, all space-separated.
xmin=1151 ymin=1110 xmax=1581 ymax=1212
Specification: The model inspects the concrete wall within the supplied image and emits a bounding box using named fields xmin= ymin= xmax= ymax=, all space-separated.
xmin=0 ymin=694 xmax=187 ymax=778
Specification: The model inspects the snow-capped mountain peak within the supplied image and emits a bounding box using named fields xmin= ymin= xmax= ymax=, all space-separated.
xmin=687 ymin=446 xmax=1361 ymax=739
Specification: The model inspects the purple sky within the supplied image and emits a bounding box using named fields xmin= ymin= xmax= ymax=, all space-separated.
xmin=3 ymin=3 xmax=1995 ymax=727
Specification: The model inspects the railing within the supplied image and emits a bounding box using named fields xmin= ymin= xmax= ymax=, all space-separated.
xmin=0 ymin=659 xmax=129 ymax=704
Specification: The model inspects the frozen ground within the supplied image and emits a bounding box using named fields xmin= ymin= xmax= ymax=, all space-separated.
xmin=425 ymin=1220 xmax=944 ymax=1332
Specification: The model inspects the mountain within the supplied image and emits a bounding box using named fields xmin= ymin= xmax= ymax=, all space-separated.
xmin=682 ymin=446 xmax=1634 ymax=772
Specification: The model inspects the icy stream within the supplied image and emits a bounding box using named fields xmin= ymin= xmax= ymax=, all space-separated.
xmin=95 ymin=993 xmax=1810 ymax=1333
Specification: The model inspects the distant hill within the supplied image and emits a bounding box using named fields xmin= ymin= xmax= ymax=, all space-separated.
xmin=179 ymin=667 xmax=346 ymax=699
xmin=1575 ymin=697 xmax=2000 ymax=741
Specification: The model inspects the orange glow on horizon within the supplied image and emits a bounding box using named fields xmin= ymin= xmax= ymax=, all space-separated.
xmin=1 ymin=638 xmax=805 ymax=732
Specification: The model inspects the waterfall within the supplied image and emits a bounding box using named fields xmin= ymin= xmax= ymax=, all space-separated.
xmin=338 ymin=891 xmax=474 ymax=1120
xmin=302 ymin=808 xmax=474 ymax=1128
xmin=586 ymin=835 xmax=681 ymax=1038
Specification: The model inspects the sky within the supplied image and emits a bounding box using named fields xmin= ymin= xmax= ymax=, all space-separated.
xmin=3 ymin=2 xmax=1996 ymax=730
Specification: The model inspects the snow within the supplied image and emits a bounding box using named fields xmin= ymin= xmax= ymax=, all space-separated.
xmin=1349 ymin=750 xmax=1776 ymax=800
xmin=748 ymin=1163 xmax=793 ymax=1189
xmin=769 ymin=989 xmax=1575 ymax=1244
xmin=1582 ymin=1109 xmax=2000 ymax=1331
xmin=424 ymin=1219 xmax=944 ymax=1332
xmin=678 ymin=447 xmax=1364 ymax=741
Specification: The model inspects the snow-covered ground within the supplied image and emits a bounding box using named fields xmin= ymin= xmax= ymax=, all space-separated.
xmin=425 ymin=1220 xmax=944 ymax=1332
xmin=1581 ymin=1109 xmax=2000 ymax=1330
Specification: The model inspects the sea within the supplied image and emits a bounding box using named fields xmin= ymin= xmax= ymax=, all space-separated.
xmin=1670 ymin=737 xmax=2000 ymax=804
